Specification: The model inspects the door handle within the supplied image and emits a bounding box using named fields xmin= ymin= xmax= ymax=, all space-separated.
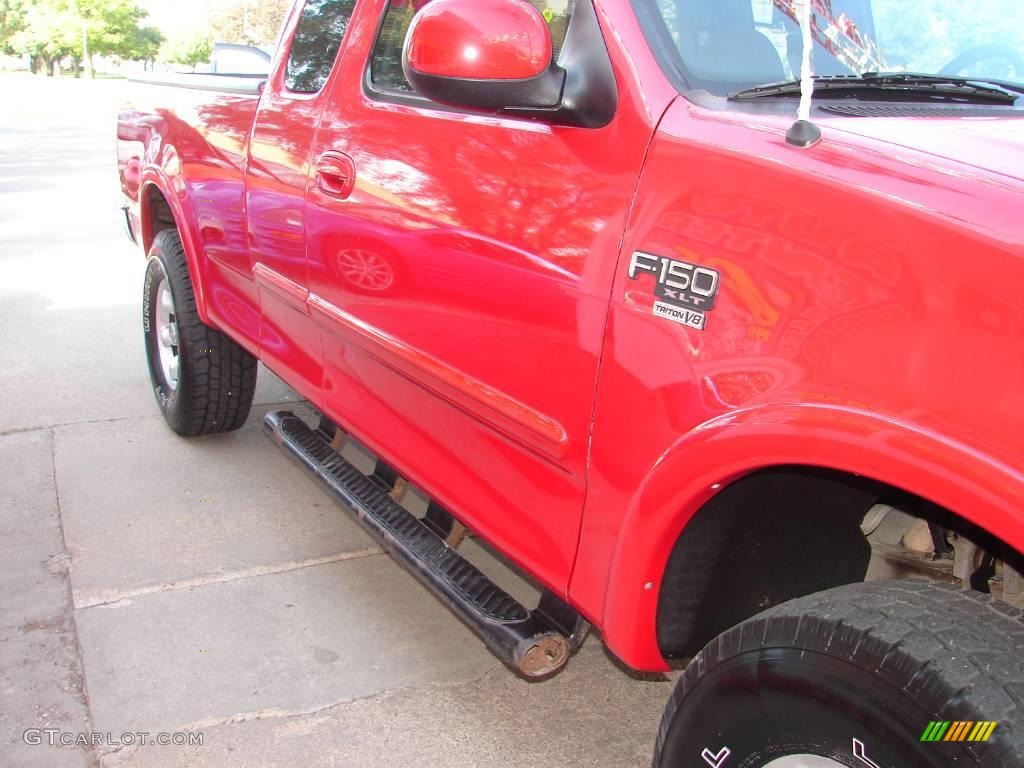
xmin=315 ymin=151 xmax=356 ymax=199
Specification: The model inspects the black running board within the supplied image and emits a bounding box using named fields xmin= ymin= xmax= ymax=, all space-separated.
xmin=263 ymin=411 xmax=586 ymax=679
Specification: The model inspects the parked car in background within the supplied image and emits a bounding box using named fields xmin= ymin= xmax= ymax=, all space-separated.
xmin=201 ymin=43 xmax=273 ymax=75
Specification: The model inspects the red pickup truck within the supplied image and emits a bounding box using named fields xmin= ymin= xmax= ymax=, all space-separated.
xmin=117 ymin=0 xmax=1024 ymax=764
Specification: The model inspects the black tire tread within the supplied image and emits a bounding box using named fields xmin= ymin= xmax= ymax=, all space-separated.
xmin=656 ymin=580 xmax=1024 ymax=767
xmin=150 ymin=229 xmax=257 ymax=436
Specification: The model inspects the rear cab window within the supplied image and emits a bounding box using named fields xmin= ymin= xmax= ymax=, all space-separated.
xmin=285 ymin=0 xmax=359 ymax=93
xmin=369 ymin=0 xmax=576 ymax=96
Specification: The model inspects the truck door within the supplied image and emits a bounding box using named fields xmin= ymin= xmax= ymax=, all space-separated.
xmin=303 ymin=0 xmax=666 ymax=592
xmin=246 ymin=0 xmax=358 ymax=404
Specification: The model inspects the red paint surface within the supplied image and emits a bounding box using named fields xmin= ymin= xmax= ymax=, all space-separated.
xmin=118 ymin=0 xmax=1024 ymax=672
xmin=406 ymin=0 xmax=553 ymax=81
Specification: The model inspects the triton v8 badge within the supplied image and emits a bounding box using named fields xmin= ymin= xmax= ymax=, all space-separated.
xmin=628 ymin=251 xmax=721 ymax=330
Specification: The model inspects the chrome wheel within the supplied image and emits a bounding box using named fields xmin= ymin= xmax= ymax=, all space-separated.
xmin=155 ymin=278 xmax=180 ymax=389
xmin=763 ymin=757 xmax=845 ymax=767
xmin=144 ymin=229 xmax=258 ymax=435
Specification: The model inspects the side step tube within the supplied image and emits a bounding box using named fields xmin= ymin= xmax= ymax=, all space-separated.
xmin=264 ymin=411 xmax=586 ymax=679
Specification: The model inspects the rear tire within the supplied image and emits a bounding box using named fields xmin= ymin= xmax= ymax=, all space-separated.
xmin=143 ymin=230 xmax=257 ymax=436
xmin=654 ymin=580 xmax=1024 ymax=768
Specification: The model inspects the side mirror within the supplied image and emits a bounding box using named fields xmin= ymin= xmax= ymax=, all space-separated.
xmin=402 ymin=0 xmax=566 ymax=113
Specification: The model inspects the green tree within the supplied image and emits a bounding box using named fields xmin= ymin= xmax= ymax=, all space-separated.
xmin=120 ymin=23 xmax=161 ymax=67
xmin=75 ymin=0 xmax=153 ymax=76
xmin=159 ymin=30 xmax=213 ymax=71
xmin=10 ymin=0 xmax=79 ymax=75
xmin=6 ymin=0 xmax=157 ymax=76
xmin=0 ymin=0 xmax=29 ymax=54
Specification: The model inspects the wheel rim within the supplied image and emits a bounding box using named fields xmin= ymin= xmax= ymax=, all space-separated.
xmin=763 ymin=756 xmax=845 ymax=767
xmin=154 ymin=278 xmax=180 ymax=390
xmin=338 ymin=249 xmax=394 ymax=290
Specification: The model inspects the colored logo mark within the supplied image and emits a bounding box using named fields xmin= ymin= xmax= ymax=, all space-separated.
xmin=921 ymin=721 xmax=998 ymax=743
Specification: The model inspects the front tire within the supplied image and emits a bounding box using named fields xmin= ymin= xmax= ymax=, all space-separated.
xmin=654 ymin=580 xmax=1023 ymax=768
xmin=143 ymin=230 xmax=257 ymax=436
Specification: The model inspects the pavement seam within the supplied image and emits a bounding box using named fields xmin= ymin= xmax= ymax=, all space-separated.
xmin=51 ymin=427 xmax=103 ymax=768
xmin=74 ymin=548 xmax=385 ymax=609
xmin=0 ymin=399 xmax=307 ymax=437
xmin=96 ymin=662 xmax=507 ymax=762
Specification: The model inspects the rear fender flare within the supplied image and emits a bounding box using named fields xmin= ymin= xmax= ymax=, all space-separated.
xmin=139 ymin=165 xmax=211 ymax=325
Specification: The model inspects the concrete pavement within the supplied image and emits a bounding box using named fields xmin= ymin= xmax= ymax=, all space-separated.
xmin=0 ymin=74 xmax=674 ymax=767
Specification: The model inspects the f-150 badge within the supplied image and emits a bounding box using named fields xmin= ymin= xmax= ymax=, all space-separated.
xmin=628 ymin=251 xmax=720 ymax=331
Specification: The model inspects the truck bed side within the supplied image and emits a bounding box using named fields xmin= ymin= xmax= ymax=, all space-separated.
xmin=117 ymin=75 xmax=264 ymax=345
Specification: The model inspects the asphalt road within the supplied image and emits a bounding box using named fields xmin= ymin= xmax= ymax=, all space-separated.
xmin=0 ymin=73 xmax=675 ymax=768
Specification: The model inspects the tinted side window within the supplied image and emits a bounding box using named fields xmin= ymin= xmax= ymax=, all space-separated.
xmin=370 ymin=0 xmax=575 ymax=94
xmin=285 ymin=0 xmax=358 ymax=93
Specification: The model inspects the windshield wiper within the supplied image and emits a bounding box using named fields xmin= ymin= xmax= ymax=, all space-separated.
xmin=730 ymin=73 xmax=1019 ymax=105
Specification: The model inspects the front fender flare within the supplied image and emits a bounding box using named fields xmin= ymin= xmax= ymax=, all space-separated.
xmin=599 ymin=403 xmax=1024 ymax=671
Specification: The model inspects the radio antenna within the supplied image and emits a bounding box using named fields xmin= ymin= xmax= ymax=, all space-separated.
xmin=786 ymin=0 xmax=822 ymax=148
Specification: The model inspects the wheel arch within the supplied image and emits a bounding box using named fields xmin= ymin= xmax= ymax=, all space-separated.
xmin=139 ymin=171 xmax=212 ymax=325
xmin=598 ymin=403 xmax=1024 ymax=671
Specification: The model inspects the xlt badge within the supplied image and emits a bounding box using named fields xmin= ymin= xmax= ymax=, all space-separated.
xmin=628 ymin=251 xmax=720 ymax=329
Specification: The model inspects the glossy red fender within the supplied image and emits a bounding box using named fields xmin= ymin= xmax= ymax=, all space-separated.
xmin=138 ymin=170 xmax=213 ymax=326
xmin=572 ymin=50 xmax=1024 ymax=670
xmin=596 ymin=405 xmax=1024 ymax=670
